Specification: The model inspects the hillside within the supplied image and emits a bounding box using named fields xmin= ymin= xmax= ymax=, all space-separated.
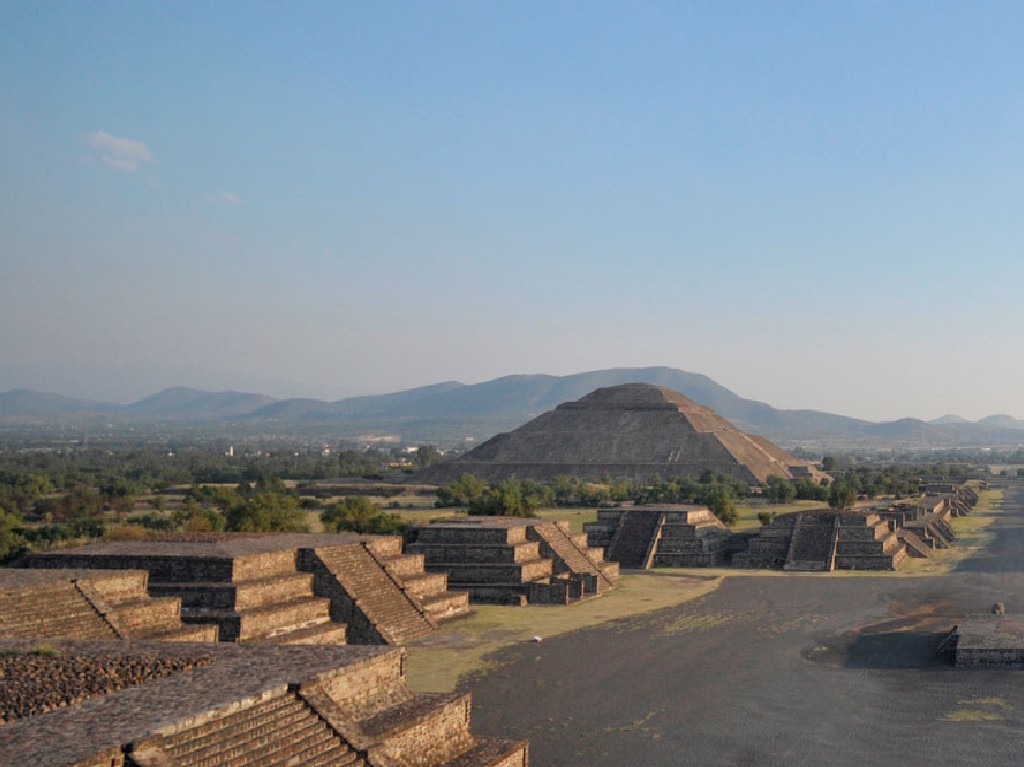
xmin=2 ymin=367 xmax=1024 ymax=447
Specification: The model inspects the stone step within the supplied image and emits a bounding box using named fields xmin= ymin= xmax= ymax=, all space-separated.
xmin=416 ymin=591 xmax=471 ymax=622
xmin=105 ymin=596 xmax=182 ymax=634
xmin=396 ymin=572 xmax=449 ymax=599
xmin=414 ymin=526 xmax=526 ymax=545
xmin=232 ymin=550 xmax=304 ymax=582
xmin=448 ymin=584 xmax=529 ymax=605
xmin=364 ymin=536 xmax=404 ymax=558
xmin=409 ymin=542 xmax=542 ymax=565
xmin=378 ymin=553 xmax=427 ymax=578
xmin=183 ymin=596 xmax=333 ymax=641
xmin=142 ymin=623 xmax=220 ymax=643
xmin=425 ymin=559 xmax=553 ymax=584
xmin=363 ymin=692 xmax=476 ymax=767
xmin=273 ymin=621 xmax=348 ymax=645
xmin=440 ymin=737 xmax=529 ymax=767
xmin=150 ymin=572 xmax=315 ymax=611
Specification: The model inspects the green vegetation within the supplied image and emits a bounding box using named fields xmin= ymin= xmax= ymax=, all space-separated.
xmin=322 ymin=496 xmax=406 ymax=535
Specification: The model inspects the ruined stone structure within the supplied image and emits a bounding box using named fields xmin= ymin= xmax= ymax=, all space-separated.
xmin=407 ymin=518 xmax=619 ymax=605
xmin=584 ymin=505 xmax=731 ymax=568
xmin=940 ymin=616 xmax=1024 ymax=668
xmin=21 ymin=534 xmax=469 ymax=645
xmin=0 ymin=640 xmax=529 ymax=767
xmin=733 ymin=510 xmax=907 ymax=571
xmin=419 ymin=383 xmax=822 ymax=485
xmin=0 ymin=569 xmax=218 ymax=642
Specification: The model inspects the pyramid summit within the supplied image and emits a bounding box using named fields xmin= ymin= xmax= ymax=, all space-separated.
xmin=421 ymin=382 xmax=819 ymax=485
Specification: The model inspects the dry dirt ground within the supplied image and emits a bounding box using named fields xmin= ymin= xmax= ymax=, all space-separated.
xmin=448 ymin=483 xmax=1024 ymax=767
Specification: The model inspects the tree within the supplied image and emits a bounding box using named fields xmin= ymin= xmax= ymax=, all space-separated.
xmin=468 ymin=480 xmax=537 ymax=517
xmin=828 ymin=481 xmax=856 ymax=510
xmin=225 ymin=492 xmax=308 ymax=533
xmin=821 ymin=456 xmax=836 ymax=472
xmin=436 ymin=474 xmax=487 ymax=507
xmin=322 ymin=496 xmax=406 ymax=535
xmin=0 ymin=509 xmax=26 ymax=563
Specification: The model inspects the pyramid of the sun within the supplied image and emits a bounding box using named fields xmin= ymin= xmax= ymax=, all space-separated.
xmin=421 ymin=382 xmax=817 ymax=485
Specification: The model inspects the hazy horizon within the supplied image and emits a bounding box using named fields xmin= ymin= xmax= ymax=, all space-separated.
xmin=5 ymin=3 xmax=1024 ymax=422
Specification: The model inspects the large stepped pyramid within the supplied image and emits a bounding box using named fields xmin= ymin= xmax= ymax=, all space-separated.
xmin=0 ymin=640 xmax=530 ymax=767
xmin=585 ymin=505 xmax=731 ymax=569
xmin=408 ymin=518 xmax=618 ymax=605
xmin=0 ymin=569 xmax=217 ymax=642
xmin=420 ymin=382 xmax=823 ymax=485
xmin=21 ymin=533 xmax=468 ymax=645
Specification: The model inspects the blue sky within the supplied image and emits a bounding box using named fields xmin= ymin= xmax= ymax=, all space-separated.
xmin=2 ymin=2 xmax=1024 ymax=420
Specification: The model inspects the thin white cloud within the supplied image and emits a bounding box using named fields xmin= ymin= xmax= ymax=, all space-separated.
xmin=87 ymin=131 xmax=155 ymax=172
xmin=205 ymin=191 xmax=242 ymax=205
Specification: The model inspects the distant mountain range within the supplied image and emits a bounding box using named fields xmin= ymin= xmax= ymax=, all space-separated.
xmin=3 ymin=367 xmax=1024 ymax=447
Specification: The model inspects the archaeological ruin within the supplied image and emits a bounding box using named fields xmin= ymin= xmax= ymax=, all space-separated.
xmin=940 ymin=615 xmax=1024 ymax=668
xmin=407 ymin=518 xmax=618 ymax=605
xmin=0 ymin=639 xmax=529 ymax=767
xmin=418 ymin=383 xmax=823 ymax=485
xmin=18 ymin=533 xmax=470 ymax=645
xmin=584 ymin=505 xmax=732 ymax=568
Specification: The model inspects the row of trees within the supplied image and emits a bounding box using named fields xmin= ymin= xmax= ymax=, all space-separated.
xmin=436 ymin=472 xmax=744 ymax=525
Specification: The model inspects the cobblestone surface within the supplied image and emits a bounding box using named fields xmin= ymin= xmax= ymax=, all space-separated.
xmin=0 ymin=653 xmax=210 ymax=724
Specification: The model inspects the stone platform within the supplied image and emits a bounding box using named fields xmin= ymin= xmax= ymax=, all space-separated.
xmin=942 ymin=615 xmax=1024 ymax=668
xmin=734 ymin=510 xmax=907 ymax=571
xmin=0 ymin=569 xmax=218 ymax=642
xmin=20 ymin=533 xmax=469 ymax=646
xmin=0 ymin=639 xmax=529 ymax=767
xmin=408 ymin=518 xmax=618 ymax=606
xmin=585 ymin=505 xmax=731 ymax=569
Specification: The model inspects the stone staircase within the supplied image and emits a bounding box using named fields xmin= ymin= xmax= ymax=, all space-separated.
xmin=409 ymin=521 xmax=580 ymax=605
xmin=296 ymin=649 xmax=529 ymax=767
xmin=0 ymin=570 xmax=216 ymax=642
xmin=527 ymin=522 xmax=618 ymax=594
xmin=139 ymin=690 xmax=364 ymax=767
xmin=783 ymin=514 xmax=839 ymax=572
xmin=605 ymin=509 xmax=665 ymax=569
xmin=299 ymin=543 xmax=436 ymax=645
xmin=112 ymin=643 xmax=530 ymax=767
xmin=364 ymin=537 xmax=470 ymax=623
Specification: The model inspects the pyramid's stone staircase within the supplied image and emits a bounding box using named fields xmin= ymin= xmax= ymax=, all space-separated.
xmin=527 ymin=522 xmax=618 ymax=593
xmin=139 ymin=690 xmax=365 ymax=767
xmin=408 ymin=519 xmax=617 ymax=605
xmin=299 ymin=543 xmax=437 ymax=645
xmin=783 ymin=514 xmax=839 ymax=572
xmin=0 ymin=570 xmax=216 ymax=642
xmin=605 ymin=509 xmax=665 ymax=569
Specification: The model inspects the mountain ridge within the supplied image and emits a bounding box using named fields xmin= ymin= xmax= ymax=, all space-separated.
xmin=1 ymin=368 xmax=1021 ymax=446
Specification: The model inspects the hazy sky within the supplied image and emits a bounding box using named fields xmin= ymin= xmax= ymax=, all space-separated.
xmin=3 ymin=2 xmax=1024 ymax=421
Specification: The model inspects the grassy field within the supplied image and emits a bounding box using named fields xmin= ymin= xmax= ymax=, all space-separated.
xmin=405 ymin=572 xmax=722 ymax=693
xmin=898 ymin=488 xmax=1003 ymax=575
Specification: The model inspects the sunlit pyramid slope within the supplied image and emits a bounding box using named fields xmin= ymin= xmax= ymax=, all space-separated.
xmin=421 ymin=383 xmax=819 ymax=485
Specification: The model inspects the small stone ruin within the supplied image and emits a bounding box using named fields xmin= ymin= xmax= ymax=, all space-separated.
xmin=584 ymin=505 xmax=732 ymax=568
xmin=407 ymin=518 xmax=619 ymax=605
